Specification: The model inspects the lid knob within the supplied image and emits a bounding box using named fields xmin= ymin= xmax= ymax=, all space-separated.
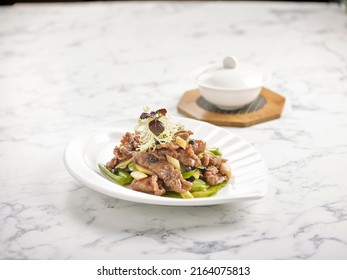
xmin=223 ymin=56 xmax=238 ymax=69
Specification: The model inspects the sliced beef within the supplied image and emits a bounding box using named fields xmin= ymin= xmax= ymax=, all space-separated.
xmin=113 ymin=146 xmax=132 ymax=162
xmin=204 ymin=166 xmax=227 ymax=186
xmin=106 ymin=148 xmax=132 ymax=169
xmin=106 ymin=157 xmax=118 ymax=169
xmin=201 ymin=153 xmax=210 ymax=167
xmin=181 ymin=179 xmax=192 ymax=190
xmin=130 ymin=175 xmax=165 ymax=196
xmin=200 ymin=151 xmax=227 ymax=168
xmin=156 ymin=141 xmax=179 ymax=151
xmin=176 ymin=146 xmax=201 ymax=168
xmin=151 ymin=148 xmax=178 ymax=161
xmin=106 ymin=132 xmax=141 ymax=169
xmin=106 ymin=147 xmax=131 ymax=169
xmin=153 ymin=141 xmax=202 ymax=168
xmin=119 ymin=132 xmax=134 ymax=151
xmin=132 ymin=131 xmax=142 ymax=150
xmin=175 ymin=130 xmax=193 ymax=140
xmin=133 ymin=152 xmax=191 ymax=193
xmin=120 ymin=132 xmax=141 ymax=151
xmin=191 ymin=140 xmax=206 ymax=155
xmin=208 ymin=155 xmax=227 ymax=168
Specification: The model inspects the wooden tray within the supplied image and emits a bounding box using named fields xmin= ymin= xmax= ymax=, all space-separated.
xmin=177 ymin=87 xmax=285 ymax=127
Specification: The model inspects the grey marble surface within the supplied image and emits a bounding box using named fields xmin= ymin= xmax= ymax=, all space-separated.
xmin=1 ymin=1 xmax=347 ymax=260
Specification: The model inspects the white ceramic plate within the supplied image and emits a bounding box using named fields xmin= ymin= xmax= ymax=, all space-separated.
xmin=64 ymin=117 xmax=268 ymax=206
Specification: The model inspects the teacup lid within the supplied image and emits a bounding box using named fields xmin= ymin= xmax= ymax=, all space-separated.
xmin=196 ymin=56 xmax=267 ymax=90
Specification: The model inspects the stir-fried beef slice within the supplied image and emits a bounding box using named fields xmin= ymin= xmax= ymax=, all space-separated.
xmin=113 ymin=146 xmax=132 ymax=162
xmin=151 ymin=148 xmax=178 ymax=161
xmin=181 ymin=180 xmax=192 ymax=190
xmin=201 ymin=153 xmax=210 ymax=167
xmin=132 ymin=131 xmax=142 ymax=150
xmin=158 ymin=164 xmax=191 ymax=192
xmin=106 ymin=157 xmax=118 ymax=169
xmin=116 ymin=131 xmax=141 ymax=152
xmin=133 ymin=152 xmax=191 ymax=193
xmin=120 ymin=132 xmax=141 ymax=151
xmin=208 ymin=154 xmax=227 ymax=168
xmin=130 ymin=175 xmax=165 ymax=196
xmin=154 ymin=144 xmax=202 ymax=168
xmin=204 ymin=166 xmax=227 ymax=186
xmin=156 ymin=141 xmax=179 ymax=151
xmin=147 ymin=151 xmax=163 ymax=161
xmin=175 ymin=130 xmax=193 ymax=140
xmin=106 ymin=147 xmax=131 ymax=169
xmin=157 ymin=178 xmax=165 ymax=190
xmin=119 ymin=132 xmax=135 ymax=151
xmin=200 ymin=153 xmax=226 ymax=168
xmin=191 ymin=140 xmax=206 ymax=155
xmin=107 ymin=146 xmax=132 ymax=169
xmin=153 ymin=140 xmax=203 ymax=169
xmin=176 ymin=146 xmax=201 ymax=168
xmin=176 ymin=150 xmax=195 ymax=167
xmin=107 ymin=131 xmax=141 ymax=165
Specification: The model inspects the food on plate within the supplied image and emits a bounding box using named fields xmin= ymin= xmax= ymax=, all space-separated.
xmin=99 ymin=108 xmax=232 ymax=198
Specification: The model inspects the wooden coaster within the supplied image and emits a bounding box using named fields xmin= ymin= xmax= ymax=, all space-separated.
xmin=177 ymin=88 xmax=285 ymax=127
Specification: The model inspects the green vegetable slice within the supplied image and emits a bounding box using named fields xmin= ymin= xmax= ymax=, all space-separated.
xmin=164 ymin=181 xmax=227 ymax=199
xmin=98 ymin=164 xmax=133 ymax=186
xmin=179 ymin=191 xmax=194 ymax=199
xmin=208 ymin=147 xmax=222 ymax=156
xmin=182 ymin=169 xmax=200 ymax=179
xmin=127 ymin=162 xmax=137 ymax=172
xmin=163 ymin=191 xmax=182 ymax=198
xmin=191 ymin=181 xmax=227 ymax=198
xmin=190 ymin=178 xmax=209 ymax=192
xmin=163 ymin=191 xmax=194 ymax=199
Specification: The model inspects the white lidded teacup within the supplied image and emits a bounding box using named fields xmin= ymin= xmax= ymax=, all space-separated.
xmin=192 ymin=56 xmax=271 ymax=110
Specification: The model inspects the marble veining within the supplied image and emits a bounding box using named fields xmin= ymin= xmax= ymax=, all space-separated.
xmin=1 ymin=1 xmax=347 ymax=259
